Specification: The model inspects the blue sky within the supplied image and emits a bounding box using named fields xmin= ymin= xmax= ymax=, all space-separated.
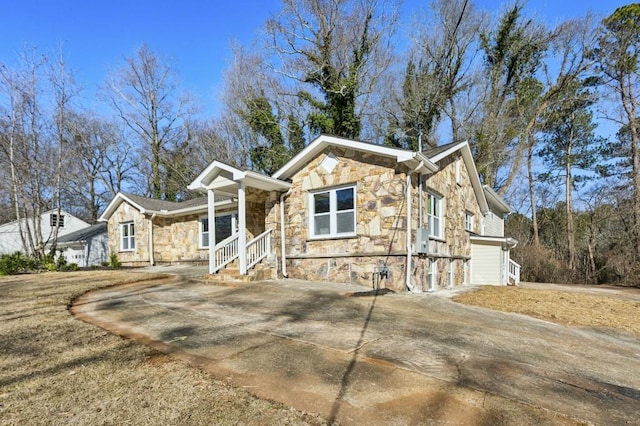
xmin=0 ymin=0 xmax=631 ymax=117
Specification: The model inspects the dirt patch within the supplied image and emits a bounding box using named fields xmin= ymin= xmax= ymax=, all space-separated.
xmin=0 ymin=271 xmax=327 ymax=425
xmin=453 ymin=285 xmax=640 ymax=336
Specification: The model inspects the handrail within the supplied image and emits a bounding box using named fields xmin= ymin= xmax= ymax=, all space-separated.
xmin=246 ymin=229 xmax=272 ymax=270
xmin=212 ymin=234 xmax=239 ymax=273
xmin=508 ymin=258 xmax=521 ymax=285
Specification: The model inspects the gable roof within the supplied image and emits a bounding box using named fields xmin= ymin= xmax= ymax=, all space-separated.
xmin=188 ymin=160 xmax=292 ymax=194
xmin=273 ymin=134 xmax=438 ymax=180
xmin=425 ymin=140 xmax=490 ymax=214
xmin=98 ymin=192 xmax=231 ymax=222
xmin=0 ymin=209 xmax=89 ymax=229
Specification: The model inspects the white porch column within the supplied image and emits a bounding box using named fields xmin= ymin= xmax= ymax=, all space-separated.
xmin=238 ymin=181 xmax=247 ymax=275
xmin=207 ymin=189 xmax=216 ymax=274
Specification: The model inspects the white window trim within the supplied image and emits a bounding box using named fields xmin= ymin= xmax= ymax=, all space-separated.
xmin=427 ymin=192 xmax=444 ymax=239
xmin=448 ymin=259 xmax=454 ymax=288
xmin=465 ymin=211 xmax=474 ymax=232
xmin=199 ymin=216 xmax=209 ymax=249
xmin=428 ymin=258 xmax=437 ymax=290
xmin=200 ymin=212 xmax=238 ymax=249
xmin=309 ymin=185 xmax=356 ymax=239
xmin=120 ymin=221 xmax=135 ymax=252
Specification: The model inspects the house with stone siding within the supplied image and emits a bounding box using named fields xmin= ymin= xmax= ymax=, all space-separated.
xmin=99 ymin=134 xmax=520 ymax=292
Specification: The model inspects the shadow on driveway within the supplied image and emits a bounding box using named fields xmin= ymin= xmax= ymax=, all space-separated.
xmin=71 ymin=271 xmax=640 ymax=425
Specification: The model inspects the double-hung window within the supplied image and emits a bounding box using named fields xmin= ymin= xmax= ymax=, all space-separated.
xmin=427 ymin=193 xmax=443 ymax=239
xmin=120 ymin=222 xmax=135 ymax=251
xmin=199 ymin=217 xmax=209 ymax=248
xmin=311 ymin=186 xmax=356 ymax=238
xmin=464 ymin=211 xmax=474 ymax=232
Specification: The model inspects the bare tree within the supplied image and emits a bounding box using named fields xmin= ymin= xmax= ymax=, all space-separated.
xmin=387 ymin=0 xmax=485 ymax=149
xmin=47 ymin=46 xmax=79 ymax=254
xmin=595 ymin=4 xmax=640 ymax=261
xmin=266 ymin=0 xmax=398 ymax=139
xmin=0 ymin=48 xmax=49 ymax=257
xmin=102 ymin=43 xmax=196 ymax=200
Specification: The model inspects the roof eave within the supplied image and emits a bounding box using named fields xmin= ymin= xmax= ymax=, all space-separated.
xmin=484 ymin=185 xmax=512 ymax=214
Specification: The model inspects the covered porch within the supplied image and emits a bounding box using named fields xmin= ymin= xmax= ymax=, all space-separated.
xmin=187 ymin=161 xmax=291 ymax=276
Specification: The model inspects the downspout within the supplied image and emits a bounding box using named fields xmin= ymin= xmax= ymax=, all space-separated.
xmin=418 ymin=125 xmax=424 ymax=227
xmin=280 ymin=188 xmax=293 ymax=278
xmin=406 ymin=162 xmax=424 ymax=293
xmin=148 ymin=213 xmax=156 ymax=266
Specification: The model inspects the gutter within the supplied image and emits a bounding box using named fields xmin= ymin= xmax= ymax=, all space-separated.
xmin=280 ymin=188 xmax=293 ymax=278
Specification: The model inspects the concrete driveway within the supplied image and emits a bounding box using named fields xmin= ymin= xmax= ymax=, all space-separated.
xmin=72 ymin=267 xmax=640 ymax=425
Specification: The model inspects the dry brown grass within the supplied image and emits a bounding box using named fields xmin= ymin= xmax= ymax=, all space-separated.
xmin=453 ymin=285 xmax=640 ymax=336
xmin=0 ymin=271 xmax=326 ymax=425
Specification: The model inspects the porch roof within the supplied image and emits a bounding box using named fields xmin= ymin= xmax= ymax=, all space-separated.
xmin=187 ymin=161 xmax=291 ymax=196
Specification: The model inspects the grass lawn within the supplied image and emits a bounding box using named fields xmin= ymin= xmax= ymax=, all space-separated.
xmin=453 ymin=285 xmax=640 ymax=336
xmin=0 ymin=271 xmax=326 ymax=425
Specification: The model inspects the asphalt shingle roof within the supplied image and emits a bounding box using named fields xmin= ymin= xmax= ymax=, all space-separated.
xmin=121 ymin=192 xmax=214 ymax=212
xmin=57 ymin=223 xmax=107 ymax=243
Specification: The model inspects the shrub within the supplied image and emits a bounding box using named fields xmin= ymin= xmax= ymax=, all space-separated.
xmin=512 ymin=244 xmax=578 ymax=284
xmin=100 ymin=261 xmax=110 ymax=267
xmin=56 ymin=253 xmax=67 ymax=270
xmin=109 ymin=253 xmax=121 ymax=268
xmin=62 ymin=263 xmax=79 ymax=272
xmin=0 ymin=252 xmax=28 ymax=275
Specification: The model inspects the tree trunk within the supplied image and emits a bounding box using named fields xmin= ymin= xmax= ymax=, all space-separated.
xmin=565 ymin=147 xmax=576 ymax=270
xmin=527 ymin=141 xmax=540 ymax=245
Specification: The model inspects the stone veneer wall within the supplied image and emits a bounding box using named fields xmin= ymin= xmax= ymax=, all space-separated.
xmin=273 ymin=147 xmax=411 ymax=291
xmin=267 ymin=147 xmax=484 ymax=292
xmin=107 ymin=202 xmax=150 ymax=266
xmin=107 ymin=198 xmax=270 ymax=266
xmin=422 ymin=153 xmax=482 ymax=290
xmin=152 ymin=213 xmax=205 ymax=263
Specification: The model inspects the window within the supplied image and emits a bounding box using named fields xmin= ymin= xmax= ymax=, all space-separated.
xmin=448 ymin=259 xmax=454 ymax=288
xmin=199 ymin=217 xmax=209 ymax=248
xmin=311 ymin=186 xmax=356 ymax=237
xmin=455 ymin=158 xmax=462 ymax=185
xmin=427 ymin=193 xmax=443 ymax=239
xmin=50 ymin=213 xmax=65 ymax=228
xmin=120 ymin=222 xmax=135 ymax=251
xmin=465 ymin=211 xmax=474 ymax=232
xmin=199 ymin=214 xmax=238 ymax=248
xmin=428 ymin=259 xmax=437 ymax=290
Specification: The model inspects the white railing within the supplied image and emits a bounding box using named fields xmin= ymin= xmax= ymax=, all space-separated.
xmin=246 ymin=229 xmax=272 ymax=270
xmin=212 ymin=234 xmax=239 ymax=273
xmin=508 ymin=258 xmax=521 ymax=285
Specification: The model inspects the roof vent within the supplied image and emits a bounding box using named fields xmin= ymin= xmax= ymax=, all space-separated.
xmin=320 ymin=153 xmax=338 ymax=173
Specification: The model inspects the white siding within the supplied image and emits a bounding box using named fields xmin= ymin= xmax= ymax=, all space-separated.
xmin=61 ymin=232 xmax=108 ymax=267
xmin=471 ymin=242 xmax=503 ymax=285
xmin=482 ymin=212 xmax=504 ymax=237
xmin=0 ymin=211 xmax=90 ymax=255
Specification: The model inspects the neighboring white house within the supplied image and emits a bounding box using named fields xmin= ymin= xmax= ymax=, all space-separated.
xmin=56 ymin=223 xmax=108 ymax=267
xmin=0 ymin=210 xmax=90 ymax=255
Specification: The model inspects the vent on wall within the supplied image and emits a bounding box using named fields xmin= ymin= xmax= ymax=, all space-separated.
xmin=320 ymin=153 xmax=338 ymax=173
